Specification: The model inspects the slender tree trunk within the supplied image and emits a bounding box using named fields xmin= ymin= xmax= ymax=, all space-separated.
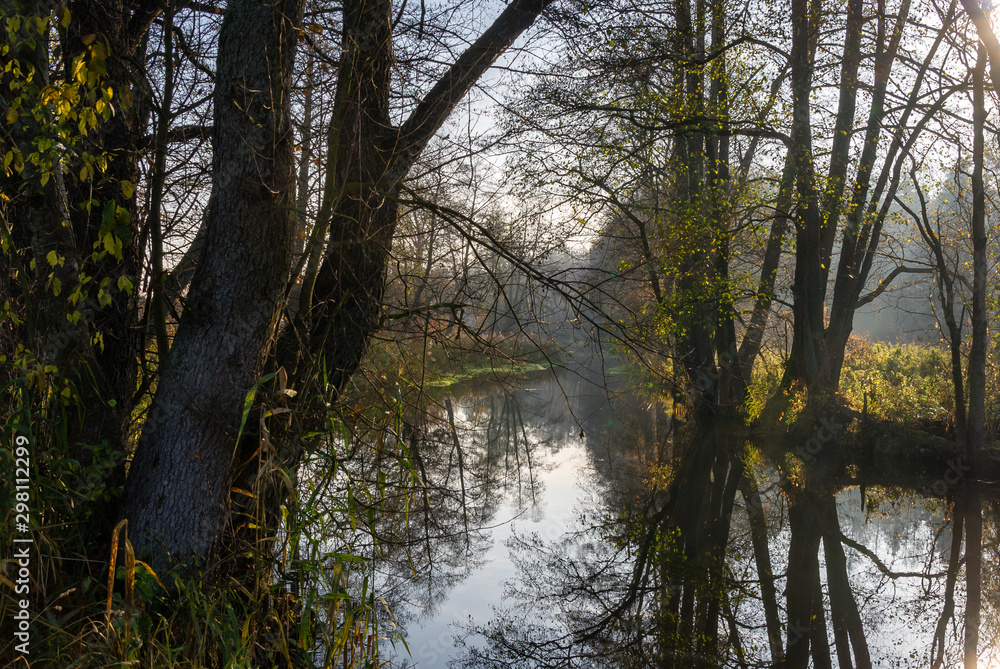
xmin=147 ymin=6 xmax=176 ymax=360
xmin=962 ymin=39 xmax=988 ymax=669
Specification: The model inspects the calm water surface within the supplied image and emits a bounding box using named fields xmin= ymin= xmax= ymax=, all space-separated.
xmin=367 ymin=368 xmax=999 ymax=668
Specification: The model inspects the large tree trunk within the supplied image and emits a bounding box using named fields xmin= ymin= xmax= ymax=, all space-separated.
xmin=125 ymin=0 xmax=554 ymax=568
xmin=293 ymin=0 xmax=557 ymax=392
xmin=124 ymin=0 xmax=304 ymax=563
xmin=785 ymin=0 xmax=828 ymax=392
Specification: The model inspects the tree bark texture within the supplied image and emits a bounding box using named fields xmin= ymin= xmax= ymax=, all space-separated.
xmin=297 ymin=0 xmax=557 ymax=394
xmin=125 ymin=0 xmax=554 ymax=567
xmin=124 ymin=0 xmax=304 ymax=562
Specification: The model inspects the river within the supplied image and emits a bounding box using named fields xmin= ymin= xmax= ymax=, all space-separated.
xmin=342 ymin=366 xmax=1000 ymax=668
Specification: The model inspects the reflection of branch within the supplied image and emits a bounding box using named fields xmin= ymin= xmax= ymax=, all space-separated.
xmin=445 ymin=397 xmax=470 ymax=542
xmin=838 ymin=533 xmax=947 ymax=579
xmin=576 ymin=492 xmax=675 ymax=641
xmin=932 ymin=513 xmax=965 ymax=668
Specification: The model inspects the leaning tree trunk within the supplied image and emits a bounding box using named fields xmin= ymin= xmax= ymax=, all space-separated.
xmin=124 ymin=0 xmax=304 ymax=564
xmin=125 ymin=0 xmax=555 ymax=569
xmin=291 ymin=0 xmax=558 ymax=393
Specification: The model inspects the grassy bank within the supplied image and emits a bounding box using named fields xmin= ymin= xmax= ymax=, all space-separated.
xmin=359 ymin=334 xmax=577 ymax=391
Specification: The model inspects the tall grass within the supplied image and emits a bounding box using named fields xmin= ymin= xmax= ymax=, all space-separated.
xmin=1 ymin=360 xmax=407 ymax=668
xmin=744 ymin=338 xmax=958 ymax=425
xmin=838 ymin=338 xmax=954 ymax=422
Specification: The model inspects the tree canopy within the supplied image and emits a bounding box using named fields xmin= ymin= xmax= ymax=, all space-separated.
xmin=3 ymin=0 xmax=1000 ymax=665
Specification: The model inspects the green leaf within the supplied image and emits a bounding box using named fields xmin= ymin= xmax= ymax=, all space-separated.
xmin=235 ymin=373 xmax=276 ymax=449
xmin=116 ymin=275 xmax=133 ymax=294
xmin=102 ymin=199 xmax=116 ymax=227
xmin=120 ymin=180 xmax=134 ymax=199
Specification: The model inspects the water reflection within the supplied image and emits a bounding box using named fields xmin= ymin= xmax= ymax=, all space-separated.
xmin=367 ymin=369 xmax=999 ymax=668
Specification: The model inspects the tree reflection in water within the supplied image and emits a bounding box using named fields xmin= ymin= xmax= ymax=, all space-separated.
xmin=364 ymin=369 xmax=999 ymax=668
xmin=373 ymin=374 xmax=586 ymax=644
